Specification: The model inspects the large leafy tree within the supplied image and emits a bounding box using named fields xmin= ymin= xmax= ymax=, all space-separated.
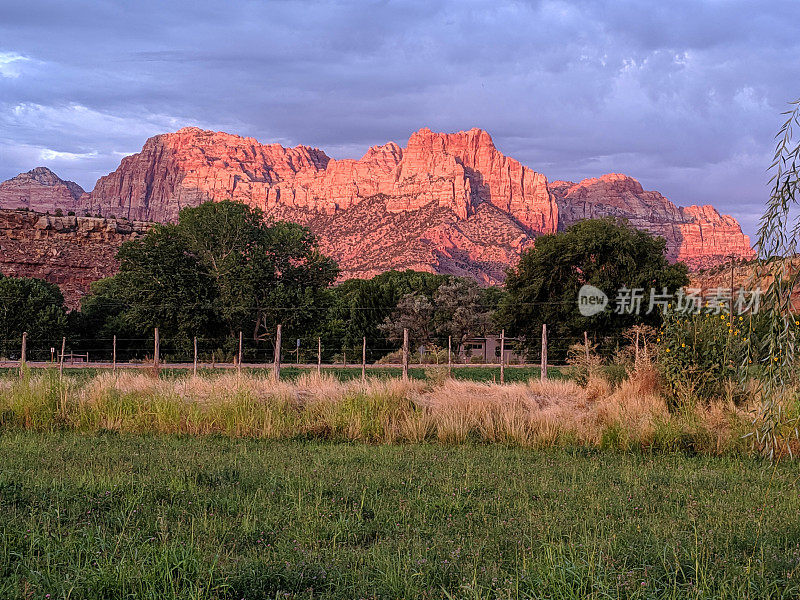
xmin=376 ymin=275 xmax=502 ymax=352
xmin=325 ymin=270 xmax=450 ymax=358
xmin=82 ymin=201 xmax=339 ymax=349
xmin=0 ymin=275 xmax=67 ymax=359
xmin=498 ymin=218 xmax=689 ymax=357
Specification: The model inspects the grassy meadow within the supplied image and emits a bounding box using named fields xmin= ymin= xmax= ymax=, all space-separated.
xmin=2 ymin=433 xmax=799 ymax=599
xmin=2 ymin=367 xmax=799 ymax=598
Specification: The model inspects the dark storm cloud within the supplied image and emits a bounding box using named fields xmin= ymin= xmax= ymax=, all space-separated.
xmin=1 ymin=0 xmax=798 ymax=236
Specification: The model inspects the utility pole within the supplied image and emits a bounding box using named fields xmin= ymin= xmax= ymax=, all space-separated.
xmin=153 ymin=327 xmax=160 ymax=370
xmin=402 ymin=328 xmax=409 ymax=381
xmin=19 ymin=331 xmax=27 ymax=378
xmin=361 ymin=337 xmax=367 ymax=383
xmin=499 ymin=329 xmax=505 ymax=384
xmin=238 ymin=331 xmax=243 ymax=375
xmin=448 ymin=335 xmax=452 ymax=378
xmin=59 ymin=337 xmax=65 ymax=380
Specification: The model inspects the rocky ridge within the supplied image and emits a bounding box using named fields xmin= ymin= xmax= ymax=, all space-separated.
xmin=0 ymin=127 xmax=755 ymax=302
xmin=550 ymin=173 xmax=755 ymax=268
xmin=0 ymin=167 xmax=85 ymax=214
xmin=0 ymin=209 xmax=150 ymax=308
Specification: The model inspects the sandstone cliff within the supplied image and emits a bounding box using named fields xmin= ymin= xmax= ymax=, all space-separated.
xmin=0 ymin=167 xmax=85 ymax=214
xmin=85 ymin=126 xmax=558 ymax=235
xmin=0 ymin=127 xmax=755 ymax=299
xmin=549 ymin=173 xmax=755 ymax=268
xmin=0 ymin=209 xmax=150 ymax=308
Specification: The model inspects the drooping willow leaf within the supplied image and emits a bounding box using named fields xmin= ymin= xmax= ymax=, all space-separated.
xmin=750 ymin=98 xmax=800 ymax=459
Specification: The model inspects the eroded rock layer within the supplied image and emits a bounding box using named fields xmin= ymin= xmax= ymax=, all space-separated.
xmin=0 ymin=210 xmax=150 ymax=308
xmin=0 ymin=127 xmax=755 ymax=304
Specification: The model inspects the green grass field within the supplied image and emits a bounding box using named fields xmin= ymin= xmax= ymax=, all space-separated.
xmin=2 ymin=433 xmax=799 ymax=599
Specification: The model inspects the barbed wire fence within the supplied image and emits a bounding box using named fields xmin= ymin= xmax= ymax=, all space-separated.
xmin=2 ymin=321 xmax=634 ymax=385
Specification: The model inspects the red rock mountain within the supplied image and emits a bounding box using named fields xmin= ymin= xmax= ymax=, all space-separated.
xmin=550 ymin=174 xmax=755 ymax=268
xmin=0 ymin=167 xmax=85 ymax=214
xmin=1 ymin=127 xmax=754 ymax=292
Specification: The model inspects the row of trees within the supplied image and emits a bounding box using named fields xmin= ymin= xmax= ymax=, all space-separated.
xmin=0 ymin=200 xmax=689 ymax=361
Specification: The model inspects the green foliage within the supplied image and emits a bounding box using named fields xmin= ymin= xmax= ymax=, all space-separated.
xmin=0 ymin=275 xmax=67 ymax=359
xmin=499 ymin=218 xmax=689 ymax=358
xmin=80 ymin=201 xmax=338 ymax=352
xmin=324 ymin=270 xmax=452 ymax=358
xmin=375 ymin=274 xmax=501 ymax=352
xmin=658 ymin=309 xmax=749 ymax=402
xmin=750 ymin=98 xmax=800 ymax=457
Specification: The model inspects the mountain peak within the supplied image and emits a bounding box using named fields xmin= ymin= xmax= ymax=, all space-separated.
xmin=0 ymin=167 xmax=85 ymax=211
xmin=0 ymin=126 xmax=755 ymax=284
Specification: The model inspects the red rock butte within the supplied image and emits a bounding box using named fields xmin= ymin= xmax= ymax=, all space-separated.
xmin=1 ymin=126 xmax=755 ymax=303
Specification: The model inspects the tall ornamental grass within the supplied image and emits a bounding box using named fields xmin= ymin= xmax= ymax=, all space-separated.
xmin=0 ymin=369 xmax=762 ymax=455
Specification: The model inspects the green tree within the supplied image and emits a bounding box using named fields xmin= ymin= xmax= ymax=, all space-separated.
xmin=81 ymin=201 xmax=339 ymax=353
xmin=324 ymin=270 xmax=450 ymax=359
xmin=432 ymin=278 xmax=497 ymax=353
xmin=379 ymin=293 xmax=435 ymax=346
xmin=113 ymin=224 xmax=220 ymax=343
xmin=0 ymin=275 xmax=67 ymax=359
xmin=498 ymin=218 xmax=689 ymax=358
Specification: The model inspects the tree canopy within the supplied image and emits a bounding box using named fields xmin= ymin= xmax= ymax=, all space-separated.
xmin=0 ymin=275 xmax=67 ymax=359
xmin=498 ymin=218 xmax=689 ymax=357
xmin=80 ymin=201 xmax=339 ymax=349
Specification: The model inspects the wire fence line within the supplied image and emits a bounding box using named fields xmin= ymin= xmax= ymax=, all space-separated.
xmin=1 ymin=326 xmax=628 ymax=375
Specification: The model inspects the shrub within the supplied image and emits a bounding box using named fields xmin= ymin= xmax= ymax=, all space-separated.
xmin=565 ymin=342 xmax=602 ymax=386
xmin=657 ymin=309 xmax=748 ymax=403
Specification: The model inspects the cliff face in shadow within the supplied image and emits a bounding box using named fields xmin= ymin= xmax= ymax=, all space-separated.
xmin=0 ymin=210 xmax=150 ymax=308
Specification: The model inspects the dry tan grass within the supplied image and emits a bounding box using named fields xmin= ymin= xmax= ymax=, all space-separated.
xmin=0 ymin=369 xmax=760 ymax=454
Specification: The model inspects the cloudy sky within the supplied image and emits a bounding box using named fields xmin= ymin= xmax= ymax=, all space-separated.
xmin=1 ymin=0 xmax=798 ymax=237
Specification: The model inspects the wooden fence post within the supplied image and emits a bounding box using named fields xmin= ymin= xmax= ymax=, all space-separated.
xmin=541 ymin=324 xmax=548 ymax=381
xmin=317 ymin=337 xmax=322 ymax=376
xmin=238 ymin=331 xmax=243 ymax=375
xmin=59 ymin=337 xmax=65 ymax=379
xmin=193 ymin=336 xmax=198 ymax=376
xmin=154 ymin=327 xmax=160 ymax=370
xmin=112 ymin=335 xmax=117 ymax=374
xmin=273 ymin=324 xmax=282 ymax=381
xmin=500 ymin=329 xmax=505 ymax=384
xmin=361 ymin=336 xmax=367 ymax=383
xmin=448 ymin=335 xmax=452 ymax=377
xmin=402 ymin=328 xmax=409 ymax=381
xmin=19 ymin=331 xmax=27 ymax=377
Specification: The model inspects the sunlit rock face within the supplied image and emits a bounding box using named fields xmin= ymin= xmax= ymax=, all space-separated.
xmin=0 ymin=128 xmax=754 ymax=290
xmin=0 ymin=209 xmax=150 ymax=308
xmin=550 ymin=173 xmax=755 ymax=268
xmin=0 ymin=167 xmax=84 ymax=214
